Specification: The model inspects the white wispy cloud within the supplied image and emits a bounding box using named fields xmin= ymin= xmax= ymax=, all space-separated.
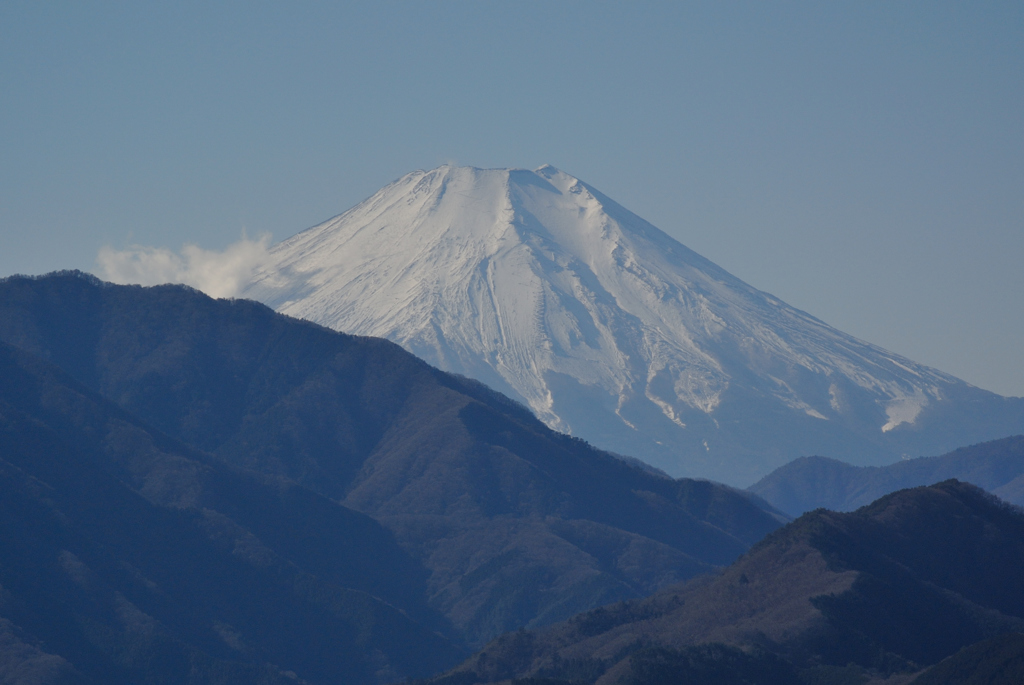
xmin=96 ymin=234 xmax=271 ymax=299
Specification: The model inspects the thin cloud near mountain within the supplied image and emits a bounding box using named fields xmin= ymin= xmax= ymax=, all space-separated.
xmin=96 ymin=233 xmax=272 ymax=299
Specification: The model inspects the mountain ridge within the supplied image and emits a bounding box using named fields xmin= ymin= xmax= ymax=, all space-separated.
xmin=749 ymin=435 xmax=1024 ymax=516
xmin=0 ymin=271 xmax=784 ymax=649
xmin=425 ymin=480 xmax=1024 ymax=684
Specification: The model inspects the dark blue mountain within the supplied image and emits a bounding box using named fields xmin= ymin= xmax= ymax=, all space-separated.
xmin=0 ymin=271 xmax=785 ymax=682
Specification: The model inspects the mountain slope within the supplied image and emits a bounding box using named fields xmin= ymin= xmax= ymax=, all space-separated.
xmin=749 ymin=435 xmax=1024 ymax=516
xmin=243 ymin=164 xmax=1024 ymax=485
xmin=911 ymin=633 xmax=1024 ymax=685
xmin=0 ymin=339 xmax=462 ymax=684
xmin=0 ymin=272 xmax=784 ymax=645
xmin=428 ymin=480 xmax=1024 ymax=684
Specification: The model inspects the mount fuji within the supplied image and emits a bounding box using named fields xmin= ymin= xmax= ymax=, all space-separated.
xmin=243 ymin=165 xmax=1024 ymax=485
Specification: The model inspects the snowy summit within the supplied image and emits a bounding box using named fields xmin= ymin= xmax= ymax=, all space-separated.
xmin=244 ymin=165 xmax=1024 ymax=485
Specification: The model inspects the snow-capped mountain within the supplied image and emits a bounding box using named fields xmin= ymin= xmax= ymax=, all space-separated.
xmin=243 ymin=165 xmax=1024 ymax=485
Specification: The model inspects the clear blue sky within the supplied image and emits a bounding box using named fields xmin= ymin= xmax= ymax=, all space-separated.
xmin=2 ymin=1 xmax=1022 ymax=396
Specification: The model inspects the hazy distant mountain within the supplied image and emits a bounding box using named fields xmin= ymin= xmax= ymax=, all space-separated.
xmin=0 ymin=272 xmax=783 ymax=650
xmin=749 ymin=435 xmax=1024 ymax=516
xmin=429 ymin=480 xmax=1024 ymax=685
xmin=243 ymin=164 xmax=1024 ymax=485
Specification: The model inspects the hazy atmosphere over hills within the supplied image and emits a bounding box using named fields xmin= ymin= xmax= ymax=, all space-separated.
xmin=2 ymin=5 xmax=1022 ymax=684
xmin=428 ymin=480 xmax=1024 ymax=685
xmin=242 ymin=164 xmax=1024 ymax=485
xmin=0 ymin=272 xmax=786 ymax=682
xmin=750 ymin=435 xmax=1024 ymax=517
xmin=1 ymin=273 xmax=1021 ymax=685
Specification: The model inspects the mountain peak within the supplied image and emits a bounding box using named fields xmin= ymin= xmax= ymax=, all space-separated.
xmin=533 ymin=163 xmax=565 ymax=177
xmin=243 ymin=166 xmax=1024 ymax=485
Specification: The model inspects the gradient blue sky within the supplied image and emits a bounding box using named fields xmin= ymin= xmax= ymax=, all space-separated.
xmin=2 ymin=1 xmax=1022 ymax=395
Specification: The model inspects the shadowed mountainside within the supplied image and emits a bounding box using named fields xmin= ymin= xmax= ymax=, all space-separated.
xmin=910 ymin=632 xmax=1024 ymax=685
xmin=0 ymin=272 xmax=784 ymax=649
xmin=749 ymin=436 xmax=1024 ymax=516
xmin=0 ymin=339 xmax=461 ymax=684
xmin=426 ymin=480 xmax=1024 ymax=685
